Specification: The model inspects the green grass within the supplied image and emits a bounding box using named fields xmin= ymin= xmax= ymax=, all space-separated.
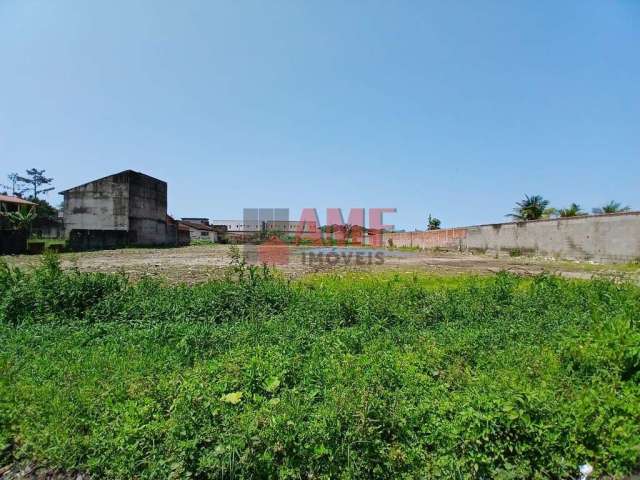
xmin=534 ymin=258 xmax=640 ymax=275
xmin=1 ymin=254 xmax=639 ymax=479
xmin=189 ymin=239 xmax=219 ymax=246
xmin=27 ymin=238 xmax=66 ymax=248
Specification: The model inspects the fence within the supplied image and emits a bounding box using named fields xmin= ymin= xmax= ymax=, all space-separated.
xmin=382 ymin=212 xmax=640 ymax=263
xmin=0 ymin=230 xmax=28 ymax=255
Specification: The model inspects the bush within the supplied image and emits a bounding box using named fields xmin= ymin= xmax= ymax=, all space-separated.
xmin=0 ymin=258 xmax=639 ymax=478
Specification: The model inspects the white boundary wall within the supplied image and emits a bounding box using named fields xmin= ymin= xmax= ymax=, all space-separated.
xmin=466 ymin=212 xmax=640 ymax=263
xmin=382 ymin=212 xmax=640 ymax=263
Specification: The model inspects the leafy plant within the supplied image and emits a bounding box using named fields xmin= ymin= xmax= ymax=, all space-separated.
xmin=558 ymin=203 xmax=586 ymax=217
xmin=1 ymin=173 xmax=29 ymax=197
xmin=0 ymin=205 xmax=37 ymax=231
xmin=15 ymin=168 xmax=54 ymax=199
xmin=1 ymin=261 xmax=639 ymax=478
xmin=592 ymin=201 xmax=631 ymax=214
xmin=542 ymin=207 xmax=558 ymax=219
xmin=507 ymin=195 xmax=550 ymax=221
xmin=427 ymin=214 xmax=441 ymax=230
xmin=27 ymin=197 xmax=58 ymax=219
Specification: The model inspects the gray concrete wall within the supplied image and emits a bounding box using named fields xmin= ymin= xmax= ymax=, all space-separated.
xmin=68 ymin=229 xmax=131 ymax=251
xmin=381 ymin=212 xmax=640 ymax=263
xmin=0 ymin=229 xmax=28 ymax=254
xmin=62 ymin=170 xmax=172 ymax=248
xmin=128 ymin=172 xmax=169 ymax=245
xmin=466 ymin=212 xmax=640 ymax=263
xmin=62 ymin=173 xmax=130 ymax=232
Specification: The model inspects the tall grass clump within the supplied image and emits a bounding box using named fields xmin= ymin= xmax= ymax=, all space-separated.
xmin=0 ymin=253 xmax=639 ymax=478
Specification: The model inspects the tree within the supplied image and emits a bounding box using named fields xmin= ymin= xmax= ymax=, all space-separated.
xmin=558 ymin=203 xmax=586 ymax=218
xmin=28 ymin=197 xmax=58 ymax=219
xmin=16 ymin=168 xmax=54 ymax=199
xmin=592 ymin=201 xmax=631 ymax=214
xmin=427 ymin=214 xmax=441 ymax=230
xmin=1 ymin=173 xmax=29 ymax=197
xmin=507 ymin=195 xmax=550 ymax=221
xmin=0 ymin=205 xmax=37 ymax=232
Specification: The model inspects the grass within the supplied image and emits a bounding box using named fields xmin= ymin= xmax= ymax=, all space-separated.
xmin=27 ymin=238 xmax=66 ymax=248
xmin=0 ymin=253 xmax=639 ymax=478
xmin=529 ymin=258 xmax=640 ymax=275
xmin=190 ymin=239 xmax=219 ymax=246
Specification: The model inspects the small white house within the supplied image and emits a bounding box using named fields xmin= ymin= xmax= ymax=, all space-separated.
xmin=179 ymin=219 xmax=217 ymax=242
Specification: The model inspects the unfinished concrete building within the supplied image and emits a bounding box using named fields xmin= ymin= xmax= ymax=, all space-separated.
xmin=60 ymin=170 xmax=178 ymax=250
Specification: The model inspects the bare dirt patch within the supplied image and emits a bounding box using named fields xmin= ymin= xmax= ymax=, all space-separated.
xmin=3 ymin=245 xmax=638 ymax=283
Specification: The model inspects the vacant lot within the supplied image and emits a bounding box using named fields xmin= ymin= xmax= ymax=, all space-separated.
xmin=2 ymin=244 xmax=639 ymax=283
xmin=1 ymin=256 xmax=639 ymax=478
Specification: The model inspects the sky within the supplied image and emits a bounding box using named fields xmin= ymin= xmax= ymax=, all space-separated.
xmin=1 ymin=0 xmax=638 ymax=230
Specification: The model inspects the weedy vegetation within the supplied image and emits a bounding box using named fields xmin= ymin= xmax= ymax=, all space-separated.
xmin=0 ymin=251 xmax=639 ymax=478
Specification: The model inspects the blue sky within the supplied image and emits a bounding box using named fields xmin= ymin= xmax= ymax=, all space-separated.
xmin=1 ymin=0 xmax=638 ymax=230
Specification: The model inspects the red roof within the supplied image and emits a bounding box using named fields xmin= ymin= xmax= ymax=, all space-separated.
xmin=0 ymin=195 xmax=36 ymax=206
xmin=179 ymin=220 xmax=214 ymax=231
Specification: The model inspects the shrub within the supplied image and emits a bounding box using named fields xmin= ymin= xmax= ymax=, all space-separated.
xmin=0 ymin=259 xmax=639 ymax=478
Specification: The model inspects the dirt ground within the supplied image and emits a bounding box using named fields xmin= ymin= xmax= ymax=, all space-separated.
xmin=2 ymin=244 xmax=639 ymax=283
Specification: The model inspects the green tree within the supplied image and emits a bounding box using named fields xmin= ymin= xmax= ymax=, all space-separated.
xmin=1 ymin=173 xmax=29 ymax=197
xmin=507 ymin=195 xmax=550 ymax=221
xmin=16 ymin=168 xmax=54 ymax=199
xmin=28 ymin=197 xmax=59 ymax=219
xmin=427 ymin=214 xmax=441 ymax=230
xmin=558 ymin=203 xmax=586 ymax=217
xmin=1 ymin=205 xmax=37 ymax=232
xmin=592 ymin=201 xmax=631 ymax=214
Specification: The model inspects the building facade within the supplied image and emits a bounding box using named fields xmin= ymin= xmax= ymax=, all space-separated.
xmin=179 ymin=219 xmax=217 ymax=242
xmin=60 ymin=170 xmax=178 ymax=249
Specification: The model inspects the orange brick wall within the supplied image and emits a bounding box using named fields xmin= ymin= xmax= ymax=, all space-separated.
xmin=382 ymin=228 xmax=468 ymax=250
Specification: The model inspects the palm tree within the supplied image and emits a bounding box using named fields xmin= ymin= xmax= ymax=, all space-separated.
xmin=592 ymin=201 xmax=631 ymax=214
xmin=507 ymin=195 xmax=550 ymax=221
xmin=558 ymin=203 xmax=586 ymax=217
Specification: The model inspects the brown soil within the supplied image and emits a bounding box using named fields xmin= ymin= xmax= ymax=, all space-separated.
xmin=2 ymin=245 xmax=638 ymax=284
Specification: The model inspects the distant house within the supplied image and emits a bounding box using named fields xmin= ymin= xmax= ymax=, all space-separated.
xmin=0 ymin=195 xmax=35 ymax=254
xmin=0 ymin=195 xmax=36 ymax=230
xmin=59 ymin=170 xmax=180 ymax=249
xmin=264 ymin=220 xmax=317 ymax=233
xmin=179 ymin=219 xmax=217 ymax=242
xmin=210 ymin=219 xmax=316 ymax=243
xmin=211 ymin=219 xmax=316 ymax=233
xmin=181 ymin=217 xmax=210 ymax=225
xmin=0 ymin=194 xmax=35 ymax=213
xmin=168 ymin=215 xmax=191 ymax=246
xmin=210 ymin=219 xmax=261 ymax=243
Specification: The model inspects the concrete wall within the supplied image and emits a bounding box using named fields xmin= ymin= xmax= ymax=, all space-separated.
xmin=186 ymin=227 xmax=217 ymax=242
xmin=32 ymin=218 xmax=65 ymax=239
xmin=466 ymin=212 xmax=640 ymax=263
xmin=0 ymin=230 xmax=27 ymax=255
xmin=382 ymin=212 xmax=640 ymax=263
xmin=212 ymin=220 xmax=261 ymax=232
xmin=68 ymin=229 xmax=130 ymax=251
xmin=62 ymin=170 xmax=173 ymax=248
xmin=128 ymin=172 xmax=169 ymax=245
xmin=62 ymin=172 xmax=130 ymax=231
xmin=178 ymin=229 xmax=191 ymax=246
